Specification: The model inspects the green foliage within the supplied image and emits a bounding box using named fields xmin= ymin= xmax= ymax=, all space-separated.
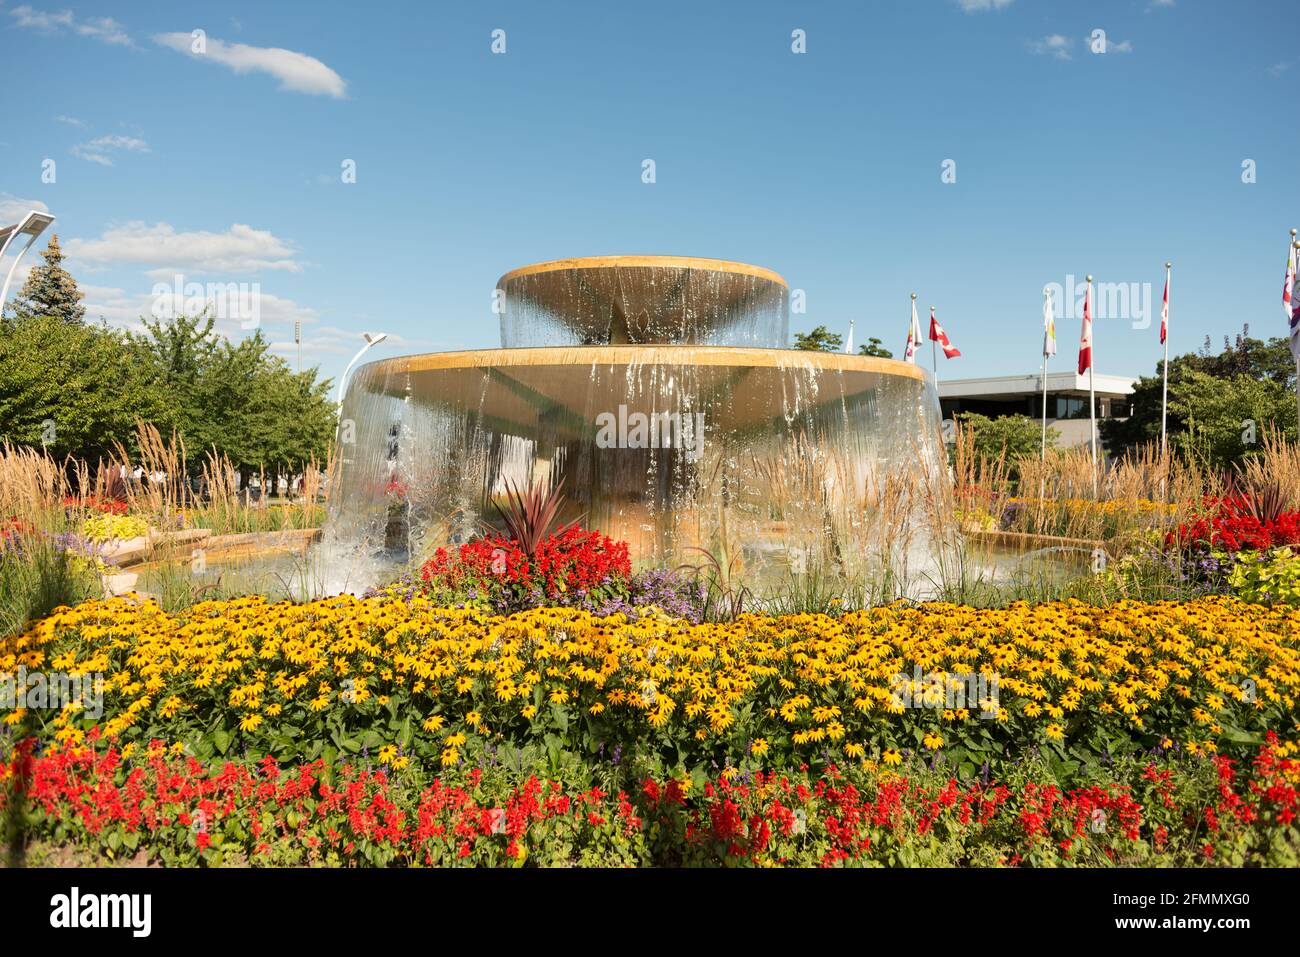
xmin=954 ymin=413 xmax=1057 ymax=479
xmin=131 ymin=313 xmax=336 ymax=476
xmin=0 ymin=314 xmax=169 ymax=460
xmin=0 ymin=306 xmax=336 ymax=475
xmin=0 ymin=538 xmax=101 ymax=637
xmin=792 ymin=325 xmax=843 ymax=352
xmin=1102 ymin=331 xmax=1297 ymax=464
xmin=858 ymin=337 xmax=892 ymax=358
xmin=1171 ymin=371 xmax=1296 ymax=469
xmin=7 ymin=235 xmax=85 ymax=324
xmin=1227 ymin=548 xmax=1300 ymax=605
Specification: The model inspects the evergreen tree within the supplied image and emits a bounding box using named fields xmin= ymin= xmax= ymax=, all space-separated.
xmin=792 ymin=325 xmax=844 ymax=352
xmin=858 ymin=337 xmax=893 ymax=358
xmin=8 ymin=235 xmax=86 ymax=324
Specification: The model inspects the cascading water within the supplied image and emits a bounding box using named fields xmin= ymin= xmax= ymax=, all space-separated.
xmin=320 ymin=256 xmax=952 ymax=597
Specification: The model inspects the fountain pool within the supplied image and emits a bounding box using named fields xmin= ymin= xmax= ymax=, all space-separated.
xmin=322 ymin=256 xmax=952 ymax=596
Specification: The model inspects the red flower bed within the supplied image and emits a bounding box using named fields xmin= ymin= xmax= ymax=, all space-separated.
xmin=62 ymin=496 xmax=129 ymax=515
xmin=1 ymin=516 xmax=36 ymax=547
xmin=419 ymin=525 xmax=631 ymax=599
xmin=5 ymin=734 xmax=1297 ymax=867
xmin=1169 ymin=497 xmax=1300 ymax=553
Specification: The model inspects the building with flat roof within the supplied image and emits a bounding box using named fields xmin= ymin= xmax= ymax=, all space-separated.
xmin=938 ymin=371 xmax=1138 ymax=449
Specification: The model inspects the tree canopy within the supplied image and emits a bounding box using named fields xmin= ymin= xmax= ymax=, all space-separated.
xmin=792 ymin=325 xmax=844 ymax=352
xmin=1101 ymin=329 xmax=1296 ymax=467
xmin=0 ymin=240 xmax=335 ymax=474
xmin=955 ymin=412 xmax=1058 ymax=480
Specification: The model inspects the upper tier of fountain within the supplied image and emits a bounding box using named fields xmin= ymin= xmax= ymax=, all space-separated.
xmin=496 ymin=255 xmax=789 ymax=349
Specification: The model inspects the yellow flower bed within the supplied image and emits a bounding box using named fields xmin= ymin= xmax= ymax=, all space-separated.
xmin=4 ymin=595 xmax=1300 ymax=771
xmin=82 ymin=512 xmax=150 ymax=543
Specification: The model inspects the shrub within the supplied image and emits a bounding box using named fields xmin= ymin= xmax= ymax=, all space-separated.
xmin=1226 ymin=548 xmax=1300 ymax=605
xmin=82 ymin=512 xmax=149 ymax=543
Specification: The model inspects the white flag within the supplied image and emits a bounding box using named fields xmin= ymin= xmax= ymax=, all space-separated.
xmin=844 ymin=319 xmax=854 ymax=354
xmin=1043 ymin=290 xmax=1057 ymax=357
xmin=903 ymin=299 xmax=921 ymax=363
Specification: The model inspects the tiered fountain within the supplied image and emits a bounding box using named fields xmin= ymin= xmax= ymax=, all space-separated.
xmin=323 ymin=256 xmax=950 ymax=596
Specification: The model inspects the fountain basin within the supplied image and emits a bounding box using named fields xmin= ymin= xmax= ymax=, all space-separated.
xmin=328 ymin=345 xmax=947 ymax=590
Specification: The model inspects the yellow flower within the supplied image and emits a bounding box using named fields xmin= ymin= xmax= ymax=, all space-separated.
xmin=377 ymin=744 xmax=398 ymax=763
xmin=239 ymin=713 xmax=263 ymax=732
xmin=922 ymin=732 xmax=944 ymax=750
xmin=882 ymin=749 xmax=903 ymax=766
xmin=1045 ymin=723 xmax=1065 ymax=741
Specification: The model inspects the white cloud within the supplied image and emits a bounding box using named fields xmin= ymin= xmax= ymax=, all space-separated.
xmin=0 ymin=193 xmax=51 ymax=226
xmin=1102 ymin=38 xmax=1134 ymax=53
xmin=80 ymin=283 xmax=318 ymax=333
xmin=152 ymin=32 xmax=347 ymax=98
xmin=956 ymin=0 xmax=1013 ymax=11
xmin=1268 ymin=61 xmax=1291 ymax=78
xmin=54 ymin=114 xmax=86 ymax=128
xmin=9 ymin=5 xmax=135 ymax=47
xmin=1028 ymin=35 xmax=1072 ymax=60
xmin=65 ymin=221 xmax=302 ymax=276
xmin=70 ymin=134 xmax=150 ymax=166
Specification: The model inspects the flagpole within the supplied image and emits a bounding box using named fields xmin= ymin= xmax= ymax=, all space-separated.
xmin=1087 ymin=274 xmax=1098 ymax=497
xmin=908 ymin=292 xmax=917 ymax=362
xmin=1293 ymin=234 xmax=1300 ymax=433
xmin=1041 ymin=291 xmax=1050 ymax=462
xmin=1042 ymin=286 xmax=1056 ymax=468
xmin=1161 ymin=261 xmax=1171 ymax=458
xmin=931 ymin=312 xmax=938 ymax=377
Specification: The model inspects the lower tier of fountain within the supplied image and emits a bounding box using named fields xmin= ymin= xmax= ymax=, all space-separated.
xmin=323 ymin=347 xmax=950 ymax=595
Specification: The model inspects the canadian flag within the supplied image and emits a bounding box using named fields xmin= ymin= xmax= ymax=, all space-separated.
xmin=1287 ymin=237 xmax=1300 ymax=364
xmin=1078 ymin=281 xmax=1093 ymax=375
xmin=928 ymin=307 xmax=961 ymax=358
xmin=1160 ymin=270 xmax=1169 ymax=345
xmin=1285 ymin=238 xmax=1295 ymax=321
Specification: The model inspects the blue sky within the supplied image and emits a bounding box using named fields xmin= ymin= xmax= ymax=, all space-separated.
xmin=1 ymin=0 xmax=1297 ymax=389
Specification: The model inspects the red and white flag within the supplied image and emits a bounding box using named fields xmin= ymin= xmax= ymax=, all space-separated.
xmin=1078 ymin=281 xmax=1093 ymax=375
xmin=1285 ymin=238 xmax=1295 ymax=321
xmin=1159 ymin=270 xmax=1169 ymax=345
xmin=928 ymin=307 xmax=961 ymax=358
xmin=1285 ymin=237 xmax=1300 ymax=363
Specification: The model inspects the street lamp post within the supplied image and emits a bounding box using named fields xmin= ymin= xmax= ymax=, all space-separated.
xmin=0 ymin=211 xmax=56 ymax=316
xmin=336 ymin=331 xmax=389 ymax=415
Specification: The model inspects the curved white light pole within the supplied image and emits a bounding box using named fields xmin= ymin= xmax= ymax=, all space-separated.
xmin=336 ymin=331 xmax=389 ymax=414
xmin=0 ymin=211 xmax=56 ymax=316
